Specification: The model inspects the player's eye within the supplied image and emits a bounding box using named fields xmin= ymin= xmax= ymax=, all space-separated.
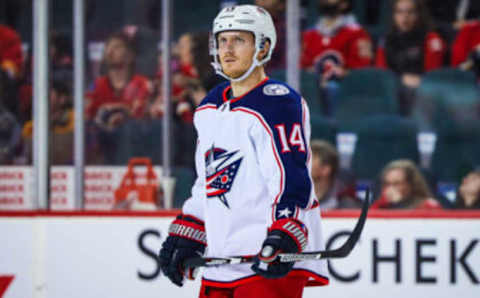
xmin=218 ymin=37 xmax=228 ymax=45
xmin=234 ymin=37 xmax=245 ymax=44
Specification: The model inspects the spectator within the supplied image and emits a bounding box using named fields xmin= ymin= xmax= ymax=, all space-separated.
xmin=311 ymin=139 xmax=360 ymax=209
xmin=451 ymin=20 xmax=480 ymax=81
xmin=0 ymin=24 xmax=23 ymax=116
xmin=22 ymin=81 xmax=74 ymax=165
xmin=255 ymin=0 xmax=287 ymax=72
xmin=151 ymin=32 xmax=200 ymax=122
xmin=178 ymin=31 xmax=222 ymax=108
xmin=375 ymin=0 xmax=446 ymax=115
xmin=373 ymin=159 xmax=441 ymax=209
xmin=17 ymin=31 xmax=74 ymax=124
xmin=86 ymin=31 xmax=152 ymax=129
xmin=0 ymin=24 xmax=23 ymax=80
xmin=191 ymin=31 xmax=224 ymax=93
xmin=301 ymin=0 xmax=373 ymax=116
xmin=455 ymin=170 xmax=480 ymax=209
xmin=0 ymin=104 xmax=21 ymax=165
xmin=152 ymin=31 xmax=220 ymax=121
xmin=85 ymin=31 xmax=153 ymax=164
xmin=152 ymin=31 xmax=217 ymax=168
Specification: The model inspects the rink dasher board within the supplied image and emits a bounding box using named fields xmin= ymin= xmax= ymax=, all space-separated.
xmin=0 ymin=166 xmax=164 ymax=211
xmin=0 ymin=215 xmax=479 ymax=298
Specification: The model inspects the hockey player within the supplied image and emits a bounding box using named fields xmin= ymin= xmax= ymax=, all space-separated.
xmin=159 ymin=5 xmax=329 ymax=297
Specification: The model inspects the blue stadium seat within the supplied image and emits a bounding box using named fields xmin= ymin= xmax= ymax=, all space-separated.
xmin=339 ymin=114 xmax=419 ymax=180
xmin=414 ymin=68 xmax=480 ymax=182
xmin=335 ymin=68 xmax=399 ymax=123
xmin=309 ymin=113 xmax=337 ymax=145
xmin=413 ymin=68 xmax=478 ymax=130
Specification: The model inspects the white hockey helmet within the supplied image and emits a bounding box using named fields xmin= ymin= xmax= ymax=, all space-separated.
xmin=210 ymin=5 xmax=277 ymax=82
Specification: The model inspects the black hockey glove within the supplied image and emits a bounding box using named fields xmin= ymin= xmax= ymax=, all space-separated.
xmin=251 ymin=218 xmax=308 ymax=279
xmin=159 ymin=214 xmax=207 ymax=287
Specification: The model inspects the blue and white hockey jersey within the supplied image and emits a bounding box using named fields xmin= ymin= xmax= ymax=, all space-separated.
xmin=183 ymin=77 xmax=329 ymax=287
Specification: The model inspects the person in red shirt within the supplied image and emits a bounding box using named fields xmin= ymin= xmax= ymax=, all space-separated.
xmin=150 ymin=32 xmax=199 ymax=124
xmin=151 ymin=32 xmax=216 ymax=124
xmin=86 ymin=32 xmax=152 ymax=130
xmin=372 ymin=159 xmax=441 ymax=210
xmin=0 ymin=24 xmax=23 ymax=117
xmin=451 ymin=20 xmax=480 ymax=80
xmin=301 ymin=0 xmax=372 ymax=74
xmin=300 ymin=0 xmax=373 ymax=116
xmin=375 ymin=0 xmax=446 ymax=115
xmin=0 ymin=24 xmax=23 ymax=80
xmin=85 ymin=32 xmax=153 ymax=164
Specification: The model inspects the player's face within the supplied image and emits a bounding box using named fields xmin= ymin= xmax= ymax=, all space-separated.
xmin=217 ymin=31 xmax=256 ymax=79
xmin=393 ymin=0 xmax=418 ymax=33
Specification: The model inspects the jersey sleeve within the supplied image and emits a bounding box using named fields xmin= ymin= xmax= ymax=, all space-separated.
xmin=182 ymin=138 xmax=206 ymax=221
xmin=250 ymin=96 xmax=317 ymax=223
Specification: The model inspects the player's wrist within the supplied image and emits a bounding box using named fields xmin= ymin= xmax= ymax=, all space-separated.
xmin=268 ymin=218 xmax=308 ymax=252
xmin=169 ymin=214 xmax=207 ymax=246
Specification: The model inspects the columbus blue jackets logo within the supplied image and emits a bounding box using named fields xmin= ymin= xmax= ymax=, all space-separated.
xmin=205 ymin=146 xmax=243 ymax=208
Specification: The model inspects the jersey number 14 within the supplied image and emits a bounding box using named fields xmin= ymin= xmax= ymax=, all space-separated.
xmin=275 ymin=123 xmax=306 ymax=153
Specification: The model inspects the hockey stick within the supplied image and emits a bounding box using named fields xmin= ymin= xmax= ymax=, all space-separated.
xmin=183 ymin=189 xmax=370 ymax=268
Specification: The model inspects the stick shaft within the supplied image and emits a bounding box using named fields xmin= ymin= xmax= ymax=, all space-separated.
xmin=185 ymin=190 xmax=370 ymax=268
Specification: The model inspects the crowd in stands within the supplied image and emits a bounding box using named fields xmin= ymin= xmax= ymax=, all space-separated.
xmin=0 ymin=0 xmax=479 ymax=210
